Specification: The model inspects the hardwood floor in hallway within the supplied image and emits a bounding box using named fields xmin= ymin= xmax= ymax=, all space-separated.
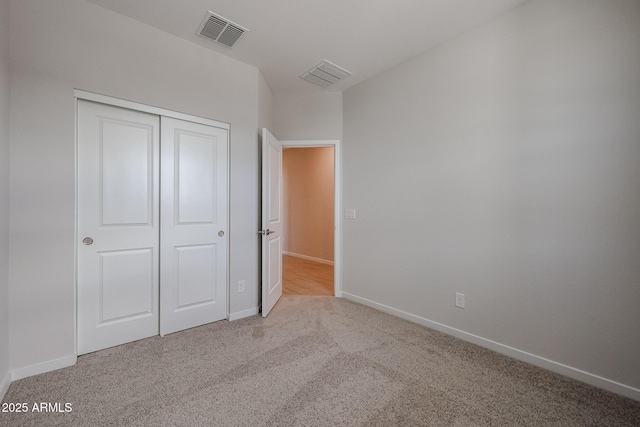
xmin=283 ymin=254 xmax=334 ymax=296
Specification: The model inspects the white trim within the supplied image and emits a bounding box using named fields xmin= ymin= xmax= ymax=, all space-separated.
xmin=341 ymin=292 xmax=640 ymax=402
xmin=229 ymin=307 xmax=258 ymax=321
xmin=226 ymin=128 xmax=232 ymax=331
xmin=11 ymin=355 xmax=77 ymax=382
xmin=281 ymin=139 xmax=343 ymax=297
xmin=283 ymin=251 xmax=334 ymax=266
xmin=73 ymin=97 xmax=79 ymax=356
xmin=74 ymin=89 xmax=230 ymax=130
xmin=0 ymin=370 xmax=11 ymax=401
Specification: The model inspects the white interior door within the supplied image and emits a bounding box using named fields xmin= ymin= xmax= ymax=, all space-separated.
xmin=261 ymin=128 xmax=283 ymax=317
xmin=160 ymin=117 xmax=228 ymax=335
xmin=77 ymin=100 xmax=160 ymax=355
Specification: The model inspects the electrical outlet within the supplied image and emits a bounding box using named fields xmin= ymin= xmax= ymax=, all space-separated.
xmin=455 ymin=292 xmax=465 ymax=309
xmin=238 ymin=280 xmax=246 ymax=293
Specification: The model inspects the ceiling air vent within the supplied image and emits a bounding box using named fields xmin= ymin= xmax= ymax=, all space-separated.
xmin=197 ymin=11 xmax=248 ymax=48
xmin=300 ymin=60 xmax=352 ymax=89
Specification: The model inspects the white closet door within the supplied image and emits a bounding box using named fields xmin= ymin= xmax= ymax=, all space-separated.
xmin=77 ymin=100 xmax=160 ymax=355
xmin=160 ymin=117 xmax=228 ymax=336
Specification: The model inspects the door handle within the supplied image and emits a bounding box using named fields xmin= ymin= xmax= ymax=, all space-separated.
xmin=82 ymin=237 xmax=93 ymax=245
xmin=257 ymin=229 xmax=275 ymax=236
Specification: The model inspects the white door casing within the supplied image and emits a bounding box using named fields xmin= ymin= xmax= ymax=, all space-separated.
xmin=160 ymin=117 xmax=228 ymax=335
xmin=77 ymin=100 xmax=160 ymax=355
xmin=261 ymin=128 xmax=283 ymax=317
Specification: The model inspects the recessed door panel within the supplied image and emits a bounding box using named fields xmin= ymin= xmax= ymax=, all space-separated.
xmin=268 ymin=237 xmax=281 ymax=292
xmin=99 ymin=249 xmax=154 ymax=323
xmin=176 ymin=132 xmax=217 ymax=224
xmin=268 ymin=144 xmax=281 ymax=223
xmin=100 ymin=120 xmax=154 ymax=226
xmin=175 ymin=245 xmax=217 ymax=309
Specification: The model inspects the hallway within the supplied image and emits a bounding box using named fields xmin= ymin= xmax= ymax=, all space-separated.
xmin=282 ymin=255 xmax=333 ymax=296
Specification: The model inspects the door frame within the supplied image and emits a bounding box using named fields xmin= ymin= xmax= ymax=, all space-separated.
xmin=74 ymin=89 xmax=231 ymax=354
xmin=281 ymin=139 xmax=342 ymax=297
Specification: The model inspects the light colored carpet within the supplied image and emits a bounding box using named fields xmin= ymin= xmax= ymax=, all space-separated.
xmin=1 ymin=296 xmax=639 ymax=426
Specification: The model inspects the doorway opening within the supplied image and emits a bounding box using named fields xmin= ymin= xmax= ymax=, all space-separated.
xmin=281 ymin=143 xmax=338 ymax=296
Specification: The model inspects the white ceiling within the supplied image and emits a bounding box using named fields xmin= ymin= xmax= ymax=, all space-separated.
xmin=85 ymin=0 xmax=527 ymax=93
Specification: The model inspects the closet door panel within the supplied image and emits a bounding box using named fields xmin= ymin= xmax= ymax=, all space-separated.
xmin=77 ymin=100 xmax=160 ymax=355
xmin=160 ymin=117 xmax=228 ymax=336
xmin=176 ymin=133 xmax=217 ymax=224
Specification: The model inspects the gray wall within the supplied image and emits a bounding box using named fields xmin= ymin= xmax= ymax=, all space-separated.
xmin=343 ymin=0 xmax=640 ymax=394
xmin=259 ymin=73 xmax=275 ymax=134
xmin=8 ymin=0 xmax=261 ymax=372
xmin=274 ymin=92 xmax=342 ymax=141
xmin=0 ymin=0 xmax=10 ymax=396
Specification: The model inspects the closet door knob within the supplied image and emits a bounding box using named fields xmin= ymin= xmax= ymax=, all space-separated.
xmin=82 ymin=237 xmax=94 ymax=245
xmin=218 ymin=231 xmax=225 ymax=237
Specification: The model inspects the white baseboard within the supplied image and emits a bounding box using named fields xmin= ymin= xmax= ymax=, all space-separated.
xmin=229 ymin=307 xmax=258 ymax=321
xmin=283 ymin=251 xmax=334 ymax=266
xmin=341 ymin=292 xmax=640 ymax=402
xmin=0 ymin=370 xmax=10 ymax=402
xmin=11 ymin=355 xmax=77 ymax=382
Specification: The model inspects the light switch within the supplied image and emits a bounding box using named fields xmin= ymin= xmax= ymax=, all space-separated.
xmin=345 ymin=208 xmax=356 ymax=219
